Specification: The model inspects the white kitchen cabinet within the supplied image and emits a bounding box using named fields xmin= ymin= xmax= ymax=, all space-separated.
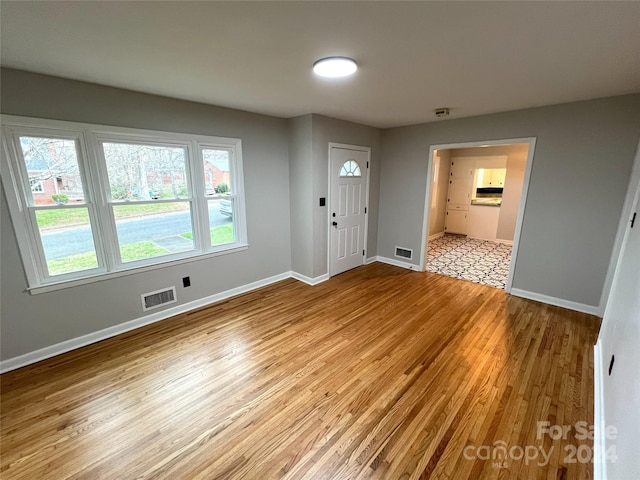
xmin=477 ymin=168 xmax=507 ymax=187
xmin=450 ymin=158 xmax=474 ymax=178
xmin=467 ymin=205 xmax=500 ymax=240
xmin=448 ymin=178 xmax=473 ymax=205
xmin=489 ymin=168 xmax=506 ymax=187
xmin=446 ymin=157 xmax=474 ymax=235
xmin=445 ymin=210 xmax=468 ymax=234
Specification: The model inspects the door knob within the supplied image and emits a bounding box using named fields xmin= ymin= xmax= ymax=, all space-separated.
xmin=332 ymin=221 xmax=338 ymax=227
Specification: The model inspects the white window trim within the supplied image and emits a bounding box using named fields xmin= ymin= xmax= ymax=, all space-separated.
xmin=1 ymin=114 xmax=248 ymax=294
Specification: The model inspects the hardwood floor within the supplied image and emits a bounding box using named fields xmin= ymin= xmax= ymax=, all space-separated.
xmin=1 ymin=263 xmax=601 ymax=479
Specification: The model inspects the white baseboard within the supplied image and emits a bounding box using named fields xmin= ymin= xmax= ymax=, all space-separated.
xmin=365 ymin=257 xmax=377 ymax=265
xmin=374 ymin=256 xmax=419 ymax=271
xmin=0 ymin=272 xmax=292 ymax=374
xmin=495 ymin=238 xmax=514 ymax=245
xmin=290 ymin=271 xmax=329 ymax=286
xmin=509 ymin=288 xmax=601 ymax=316
xmin=428 ymin=231 xmax=445 ymax=241
xmin=2 ymin=268 xmax=600 ymax=373
xmin=593 ymin=341 xmax=606 ymax=480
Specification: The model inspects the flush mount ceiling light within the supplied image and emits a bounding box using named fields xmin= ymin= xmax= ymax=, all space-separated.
xmin=313 ymin=57 xmax=358 ymax=78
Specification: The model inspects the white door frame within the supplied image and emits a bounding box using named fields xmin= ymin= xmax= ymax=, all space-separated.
xmin=419 ymin=137 xmax=537 ymax=293
xmin=327 ymin=142 xmax=371 ymax=277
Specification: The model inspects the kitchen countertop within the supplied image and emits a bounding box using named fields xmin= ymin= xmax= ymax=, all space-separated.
xmin=470 ymin=198 xmax=502 ymax=207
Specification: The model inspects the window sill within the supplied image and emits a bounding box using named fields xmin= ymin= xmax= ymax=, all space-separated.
xmin=27 ymin=244 xmax=249 ymax=295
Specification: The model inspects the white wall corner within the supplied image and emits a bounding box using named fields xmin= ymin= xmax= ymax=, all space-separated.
xmin=290 ymin=271 xmax=330 ymax=286
xmin=509 ymin=288 xmax=601 ymax=316
xmin=0 ymin=271 xmax=292 ymax=374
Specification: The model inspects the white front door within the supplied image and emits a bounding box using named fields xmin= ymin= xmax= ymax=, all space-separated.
xmin=329 ymin=146 xmax=368 ymax=276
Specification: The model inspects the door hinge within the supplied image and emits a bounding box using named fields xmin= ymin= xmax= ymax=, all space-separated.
xmin=365 ymin=207 xmax=367 ymax=214
xmin=363 ymin=249 xmax=365 ymax=256
xmin=631 ymin=212 xmax=637 ymax=228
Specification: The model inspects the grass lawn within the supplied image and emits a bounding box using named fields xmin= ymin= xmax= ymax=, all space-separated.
xmin=46 ymin=225 xmax=231 ymax=275
xmin=36 ymin=209 xmax=91 ymax=230
xmin=47 ymin=241 xmax=170 ymax=275
xmin=36 ymin=203 xmax=190 ymax=230
xmin=47 ymin=252 xmax=99 ymax=275
xmin=181 ymin=224 xmax=234 ymax=245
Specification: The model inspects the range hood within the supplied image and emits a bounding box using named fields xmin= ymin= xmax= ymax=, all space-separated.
xmin=476 ymin=187 xmax=503 ymax=196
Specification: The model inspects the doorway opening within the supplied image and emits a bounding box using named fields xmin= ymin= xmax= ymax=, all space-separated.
xmin=420 ymin=138 xmax=536 ymax=291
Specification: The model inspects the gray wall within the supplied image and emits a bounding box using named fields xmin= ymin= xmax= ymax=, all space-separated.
xmin=288 ymin=115 xmax=314 ymax=278
xmin=379 ymin=95 xmax=640 ymax=307
xmin=286 ymin=114 xmax=381 ymax=279
xmin=0 ymin=68 xmax=292 ymax=360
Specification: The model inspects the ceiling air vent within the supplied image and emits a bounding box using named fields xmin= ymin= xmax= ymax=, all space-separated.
xmin=141 ymin=286 xmax=177 ymax=312
xmin=395 ymin=247 xmax=413 ymax=260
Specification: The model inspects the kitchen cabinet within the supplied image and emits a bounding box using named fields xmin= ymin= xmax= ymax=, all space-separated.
xmin=445 ymin=157 xmax=474 ymax=234
xmin=467 ymin=205 xmax=500 ymax=240
xmin=448 ymin=179 xmax=473 ymax=205
xmin=477 ymin=168 xmax=507 ymax=187
xmin=450 ymin=158 xmax=474 ymax=178
xmin=445 ymin=210 xmax=468 ymax=234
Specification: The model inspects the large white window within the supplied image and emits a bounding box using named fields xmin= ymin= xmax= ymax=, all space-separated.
xmin=1 ymin=116 xmax=247 ymax=292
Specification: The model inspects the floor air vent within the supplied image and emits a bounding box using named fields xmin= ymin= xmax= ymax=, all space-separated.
xmin=142 ymin=286 xmax=177 ymax=311
xmin=395 ymin=247 xmax=413 ymax=260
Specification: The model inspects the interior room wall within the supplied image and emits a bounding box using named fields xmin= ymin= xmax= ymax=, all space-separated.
xmin=428 ymin=149 xmax=451 ymax=236
xmin=0 ymin=68 xmax=292 ymax=361
xmin=286 ymin=114 xmax=381 ymax=280
xmin=288 ymin=115 xmax=314 ymax=278
xmin=311 ymin=114 xmax=381 ymax=277
xmin=378 ymin=94 xmax=640 ymax=308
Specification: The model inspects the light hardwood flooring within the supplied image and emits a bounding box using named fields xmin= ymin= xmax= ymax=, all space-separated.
xmin=1 ymin=263 xmax=600 ymax=479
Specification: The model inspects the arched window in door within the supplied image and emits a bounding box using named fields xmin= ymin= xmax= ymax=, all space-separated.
xmin=339 ymin=159 xmax=361 ymax=177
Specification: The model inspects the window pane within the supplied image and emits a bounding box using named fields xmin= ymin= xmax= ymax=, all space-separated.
xmin=36 ymin=208 xmax=98 ymax=275
xmin=202 ymin=149 xmax=232 ymax=196
xmin=112 ymin=203 xmax=194 ymax=262
xmin=208 ymin=198 xmax=235 ymax=246
xmin=20 ymin=136 xmax=85 ymax=206
xmin=102 ymin=143 xmax=188 ymax=201
xmin=339 ymin=159 xmax=361 ymax=177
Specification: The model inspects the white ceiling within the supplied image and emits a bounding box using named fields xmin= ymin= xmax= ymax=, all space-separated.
xmin=1 ymin=1 xmax=639 ymax=128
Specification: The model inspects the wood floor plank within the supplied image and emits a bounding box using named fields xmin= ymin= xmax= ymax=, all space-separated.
xmin=1 ymin=263 xmax=601 ymax=479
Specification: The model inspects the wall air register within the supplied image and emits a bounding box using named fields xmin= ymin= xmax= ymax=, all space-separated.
xmin=142 ymin=286 xmax=177 ymax=311
xmin=395 ymin=247 xmax=413 ymax=260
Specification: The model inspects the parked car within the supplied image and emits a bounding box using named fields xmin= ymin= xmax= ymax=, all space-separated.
xmin=220 ymin=199 xmax=233 ymax=218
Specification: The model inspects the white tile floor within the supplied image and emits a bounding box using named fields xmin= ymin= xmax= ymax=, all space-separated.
xmin=426 ymin=234 xmax=512 ymax=289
